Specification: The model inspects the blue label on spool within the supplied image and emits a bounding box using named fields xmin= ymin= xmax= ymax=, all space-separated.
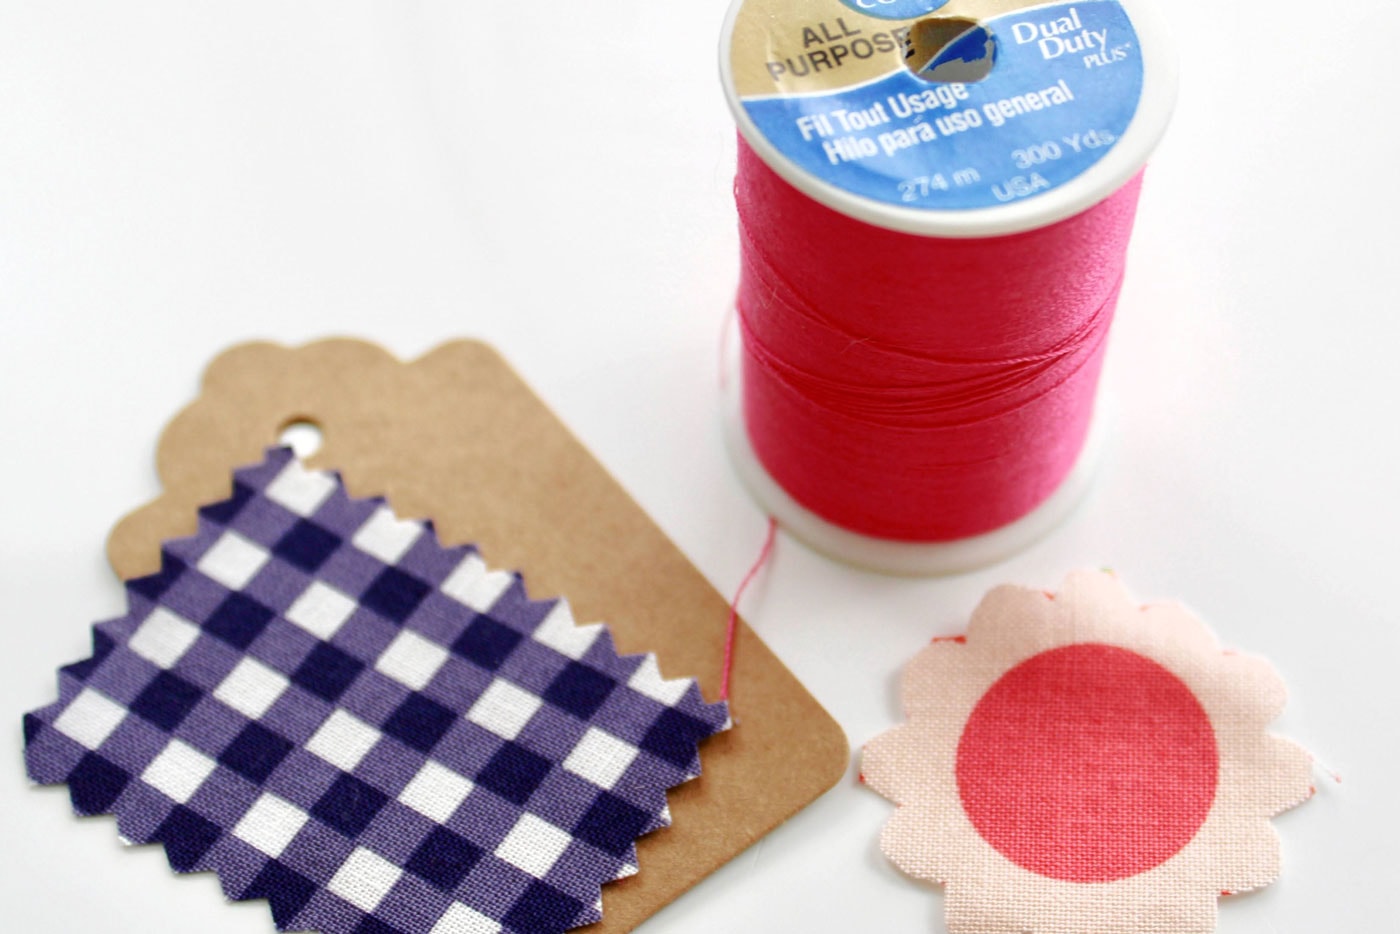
xmin=734 ymin=0 xmax=1142 ymax=211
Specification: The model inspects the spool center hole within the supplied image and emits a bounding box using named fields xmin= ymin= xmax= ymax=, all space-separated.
xmin=905 ymin=17 xmax=996 ymax=83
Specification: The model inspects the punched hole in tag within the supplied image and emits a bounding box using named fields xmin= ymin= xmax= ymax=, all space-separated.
xmin=278 ymin=418 xmax=323 ymax=458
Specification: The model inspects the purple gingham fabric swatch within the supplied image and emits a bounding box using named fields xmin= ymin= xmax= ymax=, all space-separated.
xmin=23 ymin=447 xmax=730 ymax=934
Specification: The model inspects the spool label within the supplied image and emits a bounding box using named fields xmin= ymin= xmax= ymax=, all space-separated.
xmin=729 ymin=0 xmax=1143 ymax=210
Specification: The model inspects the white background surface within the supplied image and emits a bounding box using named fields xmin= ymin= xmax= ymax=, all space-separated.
xmin=2 ymin=2 xmax=1397 ymax=932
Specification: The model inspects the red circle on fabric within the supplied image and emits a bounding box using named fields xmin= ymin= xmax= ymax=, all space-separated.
xmin=955 ymin=642 xmax=1218 ymax=882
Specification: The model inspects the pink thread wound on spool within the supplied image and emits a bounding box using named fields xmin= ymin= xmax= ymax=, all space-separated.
xmin=735 ymin=140 xmax=1144 ymax=542
xmin=720 ymin=0 xmax=1176 ymax=565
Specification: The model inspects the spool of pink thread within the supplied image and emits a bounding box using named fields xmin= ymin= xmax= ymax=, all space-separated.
xmin=720 ymin=0 xmax=1177 ymax=573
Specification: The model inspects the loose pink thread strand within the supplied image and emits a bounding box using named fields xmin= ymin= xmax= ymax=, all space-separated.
xmin=719 ymin=516 xmax=778 ymax=702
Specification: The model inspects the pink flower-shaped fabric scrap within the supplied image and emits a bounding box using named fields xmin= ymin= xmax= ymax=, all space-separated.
xmin=862 ymin=570 xmax=1314 ymax=934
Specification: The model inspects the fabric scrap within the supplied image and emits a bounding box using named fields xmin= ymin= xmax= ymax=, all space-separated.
xmin=861 ymin=570 xmax=1313 ymax=934
xmin=25 ymin=447 xmax=730 ymax=934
